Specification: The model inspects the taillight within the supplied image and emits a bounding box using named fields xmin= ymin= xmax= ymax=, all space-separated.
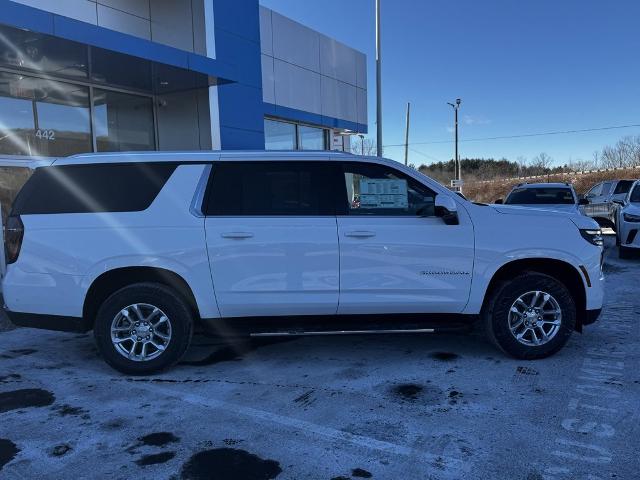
xmin=4 ymin=216 xmax=24 ymax=264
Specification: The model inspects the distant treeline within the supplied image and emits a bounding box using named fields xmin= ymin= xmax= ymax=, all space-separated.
xmin=417 ymin=157 xmax=562 ymax=184
xmin=417 ymin=134 xmax=640 ymax=184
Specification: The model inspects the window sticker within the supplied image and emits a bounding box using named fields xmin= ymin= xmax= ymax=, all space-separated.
xmin=358 ymin=179 xmax=408 ymax=209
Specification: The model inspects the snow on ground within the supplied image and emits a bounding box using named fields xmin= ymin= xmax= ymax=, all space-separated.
xmin=0 ymin=236 xmax=639 ymax=479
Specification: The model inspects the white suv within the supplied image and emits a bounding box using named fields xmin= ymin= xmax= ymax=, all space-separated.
xmin=2 ymin=152 xmax=604 ymax=374
xmin=497 ymin=182 xmax=587 ymax=214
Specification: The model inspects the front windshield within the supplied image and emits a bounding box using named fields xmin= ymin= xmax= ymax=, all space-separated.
xmin=630 ymin=183 xmax=640 ymax=203
xmin=505 ymin=187 xmax=575 ymax=205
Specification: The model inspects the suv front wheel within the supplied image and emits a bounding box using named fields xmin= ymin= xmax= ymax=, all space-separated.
xmin=94 ymin=283 xmax=193 ymax=375
xmin=483 ymin=272 xmax=576 ymax=359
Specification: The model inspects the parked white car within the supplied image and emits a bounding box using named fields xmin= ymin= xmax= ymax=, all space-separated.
xmin=2 ymin=152 xmax=604 ymax=374
xmin=497 ymin=182 xmax=587 ymax=214
xmin=614 ymin=180 xmax=640 ymax=259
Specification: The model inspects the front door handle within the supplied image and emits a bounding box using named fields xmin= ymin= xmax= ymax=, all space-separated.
xmin=221 ymin=232 xmax=254 ymax=239
xmin=344 ymin=231 xmax=376 ymax=238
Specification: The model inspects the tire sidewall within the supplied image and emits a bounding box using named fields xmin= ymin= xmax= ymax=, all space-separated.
xmin=487 ymin=273 xmax=576 ymax=359
xmin=94 ymin=283 xmax=193 ymax=375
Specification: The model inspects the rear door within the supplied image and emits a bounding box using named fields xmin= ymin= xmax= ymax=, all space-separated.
xmin=335 ymin=161 xmax=474 ymax=314
xmin=203 ymin=161 xmax=339 ymax=318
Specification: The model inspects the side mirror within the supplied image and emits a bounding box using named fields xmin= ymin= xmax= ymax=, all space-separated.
xmin=494 ymin=199 xmax=503 ymax=204
xmin=578 ymin=198 xmax=589 ymax=206
xmin=612 ymin=199 xmax=625 ymax=206
xmin=435 ymin=194 xmax=459 ymax=225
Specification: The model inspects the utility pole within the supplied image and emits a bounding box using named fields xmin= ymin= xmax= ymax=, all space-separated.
xmin=403 ymin=102 xmax=411 ymax=166
xmin=375 ymin=0 xmax=383 ymax=157
xmin=447 ymin=98 xmax=462 ymax=190
xmin=358 ymin=134 xmax=365 ymax=155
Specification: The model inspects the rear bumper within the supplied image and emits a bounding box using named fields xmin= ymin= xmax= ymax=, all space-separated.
xmin=4 ymin=309 xmax=90 ymax=333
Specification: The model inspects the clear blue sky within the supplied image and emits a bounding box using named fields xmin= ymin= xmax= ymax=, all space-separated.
xmin=260 ymin=0 xmax=640 ymax=167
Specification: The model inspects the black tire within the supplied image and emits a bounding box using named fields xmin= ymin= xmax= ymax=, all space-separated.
xmin=483 ymin=272 xmax=575 ymax=360
xmin=619 ymin=246 xmax=633 ymax=259
xmin=94 ymin=282 xmax=193 ymax=375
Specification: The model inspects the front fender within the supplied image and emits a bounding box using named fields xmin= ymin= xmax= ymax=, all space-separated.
xmin=464 ymin=248 xmax=589 ymax=315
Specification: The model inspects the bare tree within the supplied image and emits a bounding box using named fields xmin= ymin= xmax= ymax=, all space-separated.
xmin=350 ymin=137 xmax=377 ymax=156
xmin=599 ymin=135 xmax=640 ymax=168
xmin=516 ymin=156 xmax=528 ymax=176
xmin=529 ymin=152 xmax=554 ymax=175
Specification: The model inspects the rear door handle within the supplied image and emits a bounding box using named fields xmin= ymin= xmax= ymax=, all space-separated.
xmin=221 ymin=232 xmax=254 ymax=239
xmin=344 ymin=231 xmax=376 ymax=238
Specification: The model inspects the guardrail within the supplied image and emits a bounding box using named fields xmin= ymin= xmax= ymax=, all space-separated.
xmin=465 ymin=164 xmax=640 ymax=185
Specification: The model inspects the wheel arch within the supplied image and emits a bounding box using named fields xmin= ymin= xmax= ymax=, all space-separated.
xmin=83 ymin=266 xmax=200 ymax=328
xmin=481 ymin=258 xmax=587 ymax=332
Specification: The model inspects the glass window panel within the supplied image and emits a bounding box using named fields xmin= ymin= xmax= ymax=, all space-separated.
xmin=0 ymin=71 xmax=91 ymax=156
xmin=0 ymin=24 xmax=88 ymax=78
xmin=264 ymin=119 xmax=296 ymax=150
xmin=0 ymin=166 xmax=32 ymax=224
xmin=94 ymin=89 xmax=155 ymax=152
xmin=12 ymin=164 xmax=176 ymax=215
xmin=341 ymin=162 xmax=435 ymax=217
xmin=298 ymin=125 xmax=326 ymax=150
xmin=205 ymin=162 xmax=334 ymax=216
xmin=505 ymin=188 xmax=575 ymax=205
xmin=614 ymin=180 xmax=634 ymax=195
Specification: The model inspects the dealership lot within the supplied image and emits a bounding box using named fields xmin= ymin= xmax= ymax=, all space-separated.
xmin=0 ymin=235 xmax=638 ymax=480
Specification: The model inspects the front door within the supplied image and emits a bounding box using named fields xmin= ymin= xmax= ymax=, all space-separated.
xmin=203 ymin=161 xmax=339 ymax=318
xmin=336 ymin=161 xmax=475 ymax=315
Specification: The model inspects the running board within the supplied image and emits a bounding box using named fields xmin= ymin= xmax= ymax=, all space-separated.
xmin=250 ymin=328 xmax=436 ymax=337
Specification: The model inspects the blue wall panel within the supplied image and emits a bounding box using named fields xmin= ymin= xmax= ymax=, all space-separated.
xmin=212 ymin=0 xmax=265 ymax=150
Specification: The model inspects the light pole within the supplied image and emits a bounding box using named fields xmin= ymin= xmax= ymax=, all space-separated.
xmin=447 ymin=98 xmax=461 ymax=189
xmin=375 ymin=0 xmax=383 ymax=157
xmin=403 ymin=102 xmax=410 ymax=166
xmin=358 ymin=134 xmax=365 ymax=155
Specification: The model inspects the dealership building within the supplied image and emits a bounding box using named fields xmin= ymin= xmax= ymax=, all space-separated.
xmin=0 ymin=0 xmax=368 ymax=158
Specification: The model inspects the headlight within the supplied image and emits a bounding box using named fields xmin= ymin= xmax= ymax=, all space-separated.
xmin=623 ymin=213 xmax=640 ymax=223
xmin=580 ymin=228 xmax=604 ymax=247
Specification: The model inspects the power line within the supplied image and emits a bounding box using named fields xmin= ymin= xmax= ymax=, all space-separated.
xmin=383 ymin=123 xmax=640 ymax=148
xmin=408 ymin=147 xmax=442 ymax=163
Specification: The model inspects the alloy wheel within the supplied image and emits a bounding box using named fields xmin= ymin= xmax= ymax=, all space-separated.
xmin=508 ymin=291 xmax=562 ymax=346
xmin=110 ymin=303 xmax=172 ymax=361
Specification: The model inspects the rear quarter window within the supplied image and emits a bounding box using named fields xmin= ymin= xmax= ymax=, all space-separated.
xmin=11 ymin=163 xmax=177 ymax=215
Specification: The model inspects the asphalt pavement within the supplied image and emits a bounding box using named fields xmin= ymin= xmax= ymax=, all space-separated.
xmin=0 ymin=236 xmax=638 ymax=480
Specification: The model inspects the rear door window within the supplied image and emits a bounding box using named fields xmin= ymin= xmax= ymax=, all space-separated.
xmin=11 ymin=163 xmax=176 ymax=215
xmin=586 ymin=183 xmax=602 ymax=198
xmin=204 ymin=161 xmax=336 ymax=216
xmin=614 ymin=180 xmax=634 ymax=195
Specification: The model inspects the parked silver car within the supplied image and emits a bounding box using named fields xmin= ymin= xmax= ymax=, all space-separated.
xmin=582 ymin=179 xmax=636 ymax=229
xmin=614 ymin=180 xmax=640 ymax=259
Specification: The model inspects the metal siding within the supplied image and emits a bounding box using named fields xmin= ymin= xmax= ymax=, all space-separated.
xmin=273 ymin=59 xmax=322 ymax=115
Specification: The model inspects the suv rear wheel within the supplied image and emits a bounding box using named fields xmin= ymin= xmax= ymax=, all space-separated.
xmin=94 ymin=283 xmax=193 ymax=375
xmin=483 ymin=272 xmax=575 ymax=359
